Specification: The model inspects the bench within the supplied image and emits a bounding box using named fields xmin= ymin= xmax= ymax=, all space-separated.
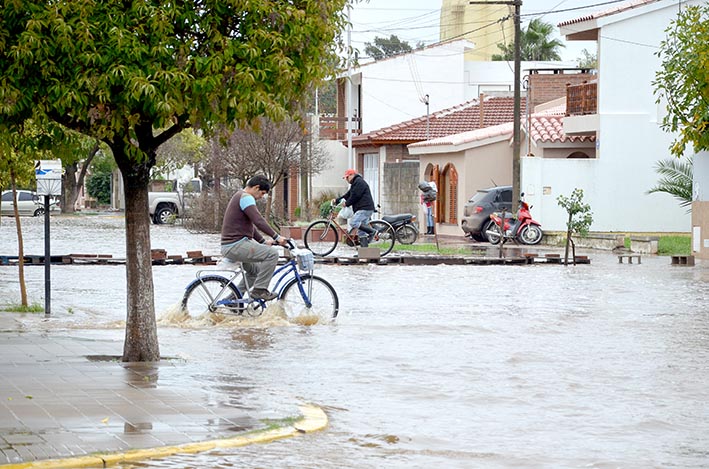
xmin=618 ymin=254 xmax=641 ymax=264
xmin=671 ymin=255 xmax=695 ymax=266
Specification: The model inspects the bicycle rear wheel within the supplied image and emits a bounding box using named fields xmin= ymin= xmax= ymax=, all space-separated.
xmin=303 ymin=220 xmax=339 ymax=257
xmin=279 ymin=274 xmax=339 ymax=321
xmin=369 ymin=220 xmax=396 ymax=256
xmin=182 ymin=276 xmax=242 ymax=318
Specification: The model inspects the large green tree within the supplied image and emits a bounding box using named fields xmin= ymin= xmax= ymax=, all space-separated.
xmin=0 ymin=1 xmax=348 ymax=361
xmin=492 ymin=18 xmax=565 ymax=61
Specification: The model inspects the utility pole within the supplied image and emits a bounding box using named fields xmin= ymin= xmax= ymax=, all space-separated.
xmin=469 ymin=0 xmax=522 ymax=210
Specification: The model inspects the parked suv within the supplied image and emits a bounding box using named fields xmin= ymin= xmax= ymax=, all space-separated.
xmin=461 ymin=185 xmax=512 ymax=242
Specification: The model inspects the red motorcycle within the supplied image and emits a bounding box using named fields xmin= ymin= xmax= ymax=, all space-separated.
xmin=485 ymin=194 xmax=543 ymax=245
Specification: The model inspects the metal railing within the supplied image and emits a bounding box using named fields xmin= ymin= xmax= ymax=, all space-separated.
xmin=318 ymin=116 xmax=361 ymax=140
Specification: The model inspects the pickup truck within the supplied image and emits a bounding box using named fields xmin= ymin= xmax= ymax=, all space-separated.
xmin=149 ymin=191 xmax=182 ymax=224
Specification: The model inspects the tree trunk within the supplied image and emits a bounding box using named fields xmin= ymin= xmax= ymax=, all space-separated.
xmin=10 ymin=171 xmax=28 ymax=306
xmin=564 ymin=213 xmax=572 ymax=265
xmin=113 ymin=146 xmax=160 ymax=362
xmin=62 ymin=163 xmax=78 ymax=213
xmin=62 ymin=141 xmax=99 ymax=213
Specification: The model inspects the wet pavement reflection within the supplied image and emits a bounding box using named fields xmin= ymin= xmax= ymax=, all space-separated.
xmin=2 ymin=215 xmax=709 ymax=467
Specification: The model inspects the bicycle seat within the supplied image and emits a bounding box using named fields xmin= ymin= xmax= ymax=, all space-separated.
xmin=216 ymin=258 xmax=242 ymax=270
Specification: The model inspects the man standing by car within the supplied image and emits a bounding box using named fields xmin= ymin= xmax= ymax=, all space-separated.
xmin=221 ymin=175 xmax=288 ymax=301
xmin=333 ymin=169 xmax=376 ymax=247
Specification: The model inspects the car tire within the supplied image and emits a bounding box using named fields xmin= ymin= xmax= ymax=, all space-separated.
xmin=33 ymin=207 xmax=45 ymax=217
xmin=481 ymin=219 xmax=498 ymax=242
xmin=153 ymin=206 xmax=175 ymax=224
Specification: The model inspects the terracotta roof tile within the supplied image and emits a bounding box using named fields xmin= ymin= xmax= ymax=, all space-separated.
xmin=409 ymin=109 xmax=596 ymax=150
xmin=558 ymin=0 xmax=659 ymax=27
xmin=352 ymin=95 xmax=523 ymax=146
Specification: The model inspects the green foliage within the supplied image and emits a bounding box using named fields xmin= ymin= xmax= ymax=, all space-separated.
xmin=492 ymin=19 xmax=565 ymax=61
xmin=2 ymin=303 xmax=43 ymax=313
xmin=577 ymin=49 xmax=597 ymax=69
xmin=654 ymin=4 xmax=709 ymax=156
xmin=85 ymin=151 xmax=115 ymax=205
xmin=557 ymin=188 xmax=593 ymax=236
xmin=658 ymin=235 xmax=691 ymax=256
xmin=647 ymin=156 xmax=693 ymax=212
xmin=364 ymin=35 xmax=413 ymax=60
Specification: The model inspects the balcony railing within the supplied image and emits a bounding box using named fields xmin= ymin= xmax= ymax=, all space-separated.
xmin=318 ymin=116 xmax=361 ymax=141
xmin=566 ymin=81 xmax=597 ymax=116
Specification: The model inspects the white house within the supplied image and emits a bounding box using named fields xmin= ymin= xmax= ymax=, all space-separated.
xmin=520 ymin=0 xmax=696 ymax=233
xmin=315 ymin=38 xmax=576 ymax=203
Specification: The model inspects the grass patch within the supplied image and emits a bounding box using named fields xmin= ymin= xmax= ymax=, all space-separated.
xmin=657 ymin=236 xmax=691 ymax=255
xmin=2 ymin=303 xmax=44 ymax=313
xmin=392 ymin=243 xmax=474 ymax=256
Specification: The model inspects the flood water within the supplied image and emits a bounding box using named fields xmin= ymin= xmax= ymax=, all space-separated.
xmin=2 ymin=214 xmax=709 ymax=468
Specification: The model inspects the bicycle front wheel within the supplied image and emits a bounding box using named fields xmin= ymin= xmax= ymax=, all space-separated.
xmin=369 ymin=220 xmax=396 ymax=256
xmin=304 ymin=220 xmax=339 ymax=257
xmin=182 ymin=276 xmax=242 ymax=318
xmin=279 ymin=274 xmax=339 ymax=321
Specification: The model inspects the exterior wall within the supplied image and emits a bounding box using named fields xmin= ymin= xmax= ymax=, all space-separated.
xmin=311 ymin=140 xmax=349 ymax=199
xmin=418 ymin=139 xmax=512 ymax=236
xmin=537 ymin=146 xmax=596 ymax=159
xmin=381 ymin=161 xmax=420 ymax=222
xmin=692 ymin=151 xmax=709 ymax=259
xmin=354 ymin=41 xmax=472 ymax=134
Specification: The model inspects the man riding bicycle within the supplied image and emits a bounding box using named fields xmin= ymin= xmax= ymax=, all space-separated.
xmin=221 ymin=175 xmax=288 ymax=301
xmin=333 ymin=169 xmax=377 ymax=247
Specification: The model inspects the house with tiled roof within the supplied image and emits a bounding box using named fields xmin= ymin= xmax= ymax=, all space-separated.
xmin=408 ymin=108 xmax=596 ymax=236
xmin=409 ymin=0 xmax=697 ymax=239
xmin=340 ymin=68 xmax=592 ymax=228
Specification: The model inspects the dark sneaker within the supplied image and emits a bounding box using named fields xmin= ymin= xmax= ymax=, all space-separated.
xmin=251 ymin=288 xmax=277 ymax=301
xmin=359 ymin=235 xmax=370 ymax=248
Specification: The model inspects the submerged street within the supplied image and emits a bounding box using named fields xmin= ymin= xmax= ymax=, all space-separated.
xmin=1 ymin=214 xmax=709 ymax=468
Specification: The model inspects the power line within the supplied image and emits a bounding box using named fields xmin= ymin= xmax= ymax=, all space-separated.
xmin=520 ymin=0 xmax=630 ymax=18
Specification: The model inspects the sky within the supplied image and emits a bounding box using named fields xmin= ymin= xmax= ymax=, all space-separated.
xmin=347 ymin=0 xmax=610 ymax=63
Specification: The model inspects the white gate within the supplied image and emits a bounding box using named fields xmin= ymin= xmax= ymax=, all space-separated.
xmin=363 ymin=153 xmax=379 ymax=205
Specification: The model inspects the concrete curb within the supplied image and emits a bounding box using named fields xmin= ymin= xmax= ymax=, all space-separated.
xmin=0 ymin=404 xmax=327 ymax=469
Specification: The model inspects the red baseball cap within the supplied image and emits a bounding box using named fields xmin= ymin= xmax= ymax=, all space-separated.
xmin=343 ymin=169 xmax=356 ymax=179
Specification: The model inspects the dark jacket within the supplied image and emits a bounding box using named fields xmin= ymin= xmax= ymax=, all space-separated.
xmin=337 ymin=174 xmax=375 ymax=212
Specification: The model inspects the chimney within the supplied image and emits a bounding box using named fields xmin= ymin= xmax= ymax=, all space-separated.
xmin=479 ymin=93 xmax=485 ymax=127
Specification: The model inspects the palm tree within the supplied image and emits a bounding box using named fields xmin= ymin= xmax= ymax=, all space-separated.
xmin=647 ymin=156 xmax=693 ymax=212
xmin=492 ymin=19 xmax=565 ymax=61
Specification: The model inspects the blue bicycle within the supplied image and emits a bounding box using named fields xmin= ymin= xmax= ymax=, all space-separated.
xmin=181 ymin=241 xmax=339 ymax=320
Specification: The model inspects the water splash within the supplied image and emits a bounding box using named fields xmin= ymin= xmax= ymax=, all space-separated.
xmin=157 ymin=303 xmax=327 ymax=328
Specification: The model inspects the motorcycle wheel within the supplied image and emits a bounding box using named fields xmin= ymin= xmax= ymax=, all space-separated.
xmin=395 ymin=225 xmax=418 ymax=245
xmin=520 ymin=225 xmax=543 ymax=245
xmin=486 ymin=222 xmax=502 ymax=245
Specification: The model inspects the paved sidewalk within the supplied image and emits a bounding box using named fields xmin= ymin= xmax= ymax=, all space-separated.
xmin=0 ymin=314 xmax=319 ymax=468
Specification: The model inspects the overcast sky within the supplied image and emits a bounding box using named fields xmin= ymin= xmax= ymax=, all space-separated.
xmin=348 ymin=0 xmax=610 ymax=63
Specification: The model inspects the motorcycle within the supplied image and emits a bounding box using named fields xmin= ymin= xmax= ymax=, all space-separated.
xmin=381 ymin=213 xmax=419 ymax=245
xmin=485 ymin=194 xmax=543 ymax=245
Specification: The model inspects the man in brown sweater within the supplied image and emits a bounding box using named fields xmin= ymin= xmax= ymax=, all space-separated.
xmin=220 ymin=175 xmax=288 ymax=301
